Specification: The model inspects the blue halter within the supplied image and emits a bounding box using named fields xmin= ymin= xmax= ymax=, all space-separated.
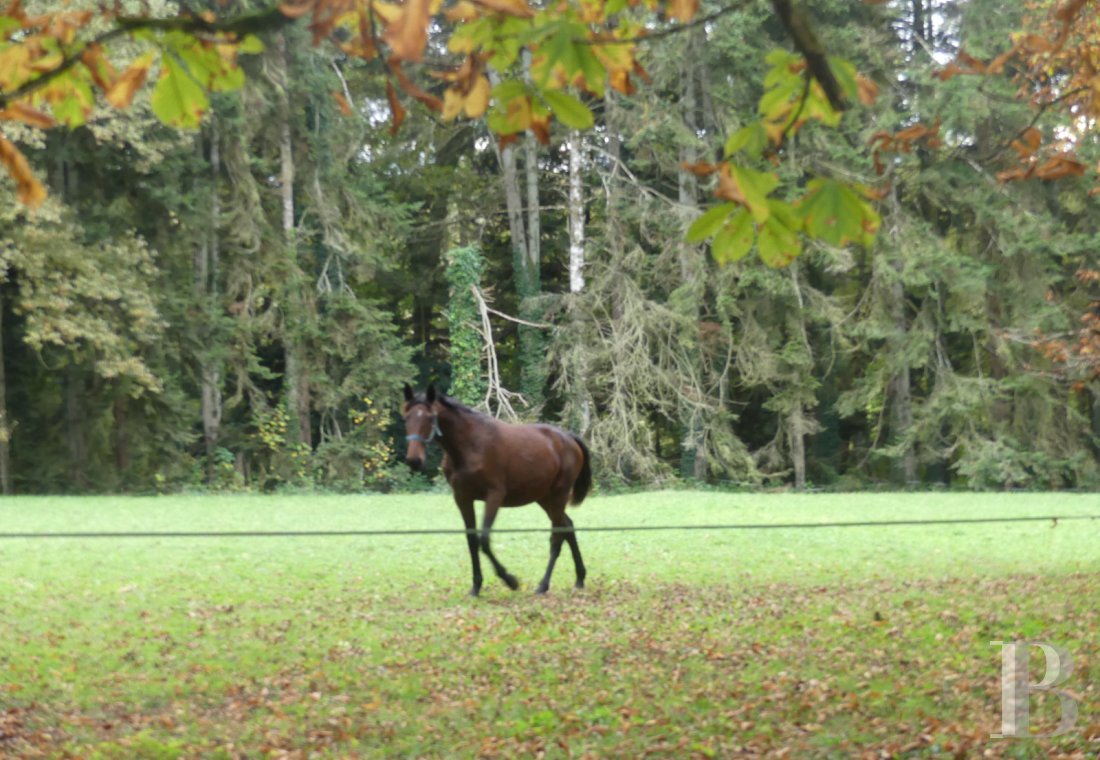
xmin=405 ymin=413 xmax=442 ymax=444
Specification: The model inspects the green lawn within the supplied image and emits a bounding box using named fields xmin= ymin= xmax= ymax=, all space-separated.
xmin=1 ymin=492 xmax=1098 ymax=757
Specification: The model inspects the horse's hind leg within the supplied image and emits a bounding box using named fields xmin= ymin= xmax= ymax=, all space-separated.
xmin=536 ymin=512 xmax=566 ymax=595
xmin=563 ymin=515 xmax=586 ymax=589
xmin=537 ymin=501 xmax=585 ymax=594
xmin=480 ymin=496 xmax=519 ymax=591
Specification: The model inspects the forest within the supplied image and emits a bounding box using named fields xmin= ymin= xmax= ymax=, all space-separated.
xmin=0 ymin=0 xmax=1098 ymax=494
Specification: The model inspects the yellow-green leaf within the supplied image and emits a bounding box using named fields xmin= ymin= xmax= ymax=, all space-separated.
xmin=541 ymin=89 xmax=593 ymax=129
xmin=152 ymin=55 xmax=207 ymax=129
xmin=757 ymin=206 xmax=802 ymax=267
xmin=724 ymin=122 xmax=768 ymax=159
xmin=686 ymin=203 xmax=736 ymax=243
xmin=711 ymin=209 xmax=755 ymax=264
xmin=798 ymin=178 xmax=879 ymax=248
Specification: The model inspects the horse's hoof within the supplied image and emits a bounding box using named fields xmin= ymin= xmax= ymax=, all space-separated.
xmin=535 ymin=584 xmax=549 ymax=595
xmin=502 ymin=574 xmax=520 ymax=591
xmin=574 ymin=580 xmax=585 ymax=590
xmin=469 ymin=587 xmax=481 ymax=598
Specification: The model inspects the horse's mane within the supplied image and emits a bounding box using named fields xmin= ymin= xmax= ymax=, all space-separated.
xmin=437 ymin=394 xmax=489 ymax=421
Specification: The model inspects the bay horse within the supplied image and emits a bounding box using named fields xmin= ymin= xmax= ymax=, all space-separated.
xmin=402 ymin=384 xmax=591 ymax=597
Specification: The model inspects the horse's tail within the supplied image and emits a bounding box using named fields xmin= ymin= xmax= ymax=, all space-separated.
xmin=569 ymin=433 xmax=592 ymax=506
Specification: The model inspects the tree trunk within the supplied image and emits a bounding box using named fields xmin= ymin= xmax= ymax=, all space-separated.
xmin=567 ymin=131 xmax=585 ymax=295
xmin=113 ymin=394 xmax=130 ymax=476
xmin=0 ymin=289 xmax=9 ymax=495
xmin=566 ymin=129 xmax=590 ymax=433
xmin=789 ymin=406 xmax=807 ymax=490
xmin=888 ymin=268 xmax=917 ymax=483
xmin=493 ymin=118 xmax=544 ymax=410
xmin=274 ymin=32 xmax=311 ymax=448
xmin=518 ymin=130 xmax=546 ymax=408
xmin=787 ymin=263 xmax=814 ymax=490
xmin=65 ymin=365 xmax=87 ymax=490
xmin=195 ymin=122 xmax=224 ymax=484
xmin=677 ymin=31 xmax=707 ymax=481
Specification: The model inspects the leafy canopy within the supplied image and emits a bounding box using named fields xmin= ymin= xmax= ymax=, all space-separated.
xmin=0 ymin=0 xmax=885 ymax=266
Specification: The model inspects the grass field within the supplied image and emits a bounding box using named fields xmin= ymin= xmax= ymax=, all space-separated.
xmin=2 ymin=491 xmax=1099 ymax=758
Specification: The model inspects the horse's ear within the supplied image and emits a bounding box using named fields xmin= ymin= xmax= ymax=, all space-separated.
xmin=403 ymin=383 xmax=413 ymax=401
xmin=426 ymin=384 xmax=437 ymax=403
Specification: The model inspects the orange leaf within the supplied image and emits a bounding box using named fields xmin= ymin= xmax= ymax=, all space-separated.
xmin=383 ymin=0 xmax=432 ymax=61
xmin=391 ymin=61 xmax=442 ymax=111
xmin=680 ymin=161 xmax=718 ymax=177
xmin=0 ymin=103 xmax=55 ymax=128
xmin=469 ymin=0 xmax=535 ymax=18
xmin=332 ymin=90 xmax=353 ymax=116
xmin=856 ymin=75 xmax=878 ymax=106
xmin=1034 ymin=155 xmax=1086 ymax=180
xmin=386 ymin=79 xmax=408 ymax=134
xmin=443 ymin=0 xmax=482 ymax=22
xmin=1055 ymin=0 xmax=1088 ymax=23
xmin=609 ymin=68 xmax=635 ymax=95
xmin=279 ymin=0 xmax=316 ymax=19
xmin=0 ymin=134 xmax=46 ymax=207
xmin=666 ymin=0 xmax=698 ymax=23
xmin=1021 ymin=126 xmax=1042 ymax=152
xmin=105 ymin=52 xmax=154 ymax=109
xmin=987 ymin=47 xmax=1016 ymax=75
xmin=530 ymin=111 xmax=550 ymax=144
xmin=715 ymin=164 xmax=742 ymax=204
xmin=996 ymin=165 xmax=1034 ymax=182
xmin=80 ymin=44 xmax=117 ymax=92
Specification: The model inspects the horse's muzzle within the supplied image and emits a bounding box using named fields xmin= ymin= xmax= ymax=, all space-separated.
xmin=405 ymin=455 xmax=423 ymax=471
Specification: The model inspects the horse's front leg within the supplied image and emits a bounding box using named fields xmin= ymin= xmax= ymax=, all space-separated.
xmin=480 ymin=495 xmax=519 ymax=591
xmin=456 ymin=497 xmax=483 ymax=597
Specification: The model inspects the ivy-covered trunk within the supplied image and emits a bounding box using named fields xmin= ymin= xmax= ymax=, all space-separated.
xmin=444 ymin=245 xmax=487 ymax=406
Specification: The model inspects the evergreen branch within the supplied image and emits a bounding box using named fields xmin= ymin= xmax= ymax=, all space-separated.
xmin=974 ymin=85 xmax=1088 ymax=165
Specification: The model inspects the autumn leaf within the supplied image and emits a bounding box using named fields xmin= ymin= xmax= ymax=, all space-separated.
xmin=1034 ymin=155 xmax=1086 ymax=180
xmin=680 ymin=161 xmax=719 ymax=177
xmin=0 ymin=134 xmax=47 ymax=208
xmin=106 ymin=52 xmax=155 ymax=109
xmin=442 ymin=86 xmax=465 ymax=120
xmin=391 ymin=61 xmax=443 ymax=112
xmin=278 ymin=0 xmax=316 ymax=20
xmin=757 ymin=202 xmax=802 ymax=267
xmin=0 ymin=102 xmax=55 ymax=129
xmin=797 ymin=178 xmax=880 ymax=248
xmin=151 ymin=54 xmax=208 ymax=129
xmin=383 ymin=0 xmax=432 ymax=61
xmin=79 ymin=44 xmax=117 ymax=93
xmin=464 ymin=75 xmax=491 ymax=118
xmin=332 ymin=90 xmax=353 ymax=116
xmin=666 ymin=0 xmax=698 ymax=23
xmin=385 ymin=80 xmax=407 ymax=134
xmin=468 ymin=0 xmax=535 ymax=18
xmin=716 ymin=163 xmax=779 ymax=223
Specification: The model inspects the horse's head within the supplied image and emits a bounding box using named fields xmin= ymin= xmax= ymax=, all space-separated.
xmin=401 ymin=383 xmax=441 ymax=471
